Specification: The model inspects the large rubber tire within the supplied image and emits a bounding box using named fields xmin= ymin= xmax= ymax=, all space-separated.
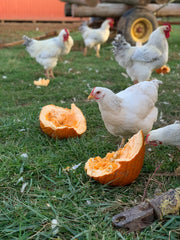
xmin=117 ymin=7 xmax=158 ymax=45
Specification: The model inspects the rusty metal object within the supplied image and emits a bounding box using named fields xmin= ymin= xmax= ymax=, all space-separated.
xmin=149 ymin=187 xmax=180 ymax=219
xmin=112 ymin=187 xmax=180 ymax=232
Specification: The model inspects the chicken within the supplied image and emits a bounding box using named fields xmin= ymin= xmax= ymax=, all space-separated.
xmin=112 ymin=23 xmax=171 ymax=84
xmin=145 ymin=122 xmax=180 ymax=150
xmin=88 ymin=79 xmax=162 ymax=147
xmin=23 ymin=28 xmax=74 ymax=78
xmin=79 ymin=18 xmax=114 ymax=57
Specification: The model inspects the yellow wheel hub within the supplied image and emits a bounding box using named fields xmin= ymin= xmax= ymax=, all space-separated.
xmin=131 ymin=18 xmax=153 ymax=44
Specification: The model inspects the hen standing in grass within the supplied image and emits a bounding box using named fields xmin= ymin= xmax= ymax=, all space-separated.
xmin=112 ymin=23 xmax=171 ymax=84
xmin=88 ymin=79 xmax=162 ymax=147
xmin=79 ymin=18 xmax=114 ymax=57
xmin=23 ymin=28 xmax=74 ymax=78
xmin=145 ymin=122 xmax=180 ymax=150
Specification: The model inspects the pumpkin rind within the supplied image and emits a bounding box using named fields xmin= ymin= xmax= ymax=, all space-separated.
xmin=85 ymin=130 xmax=145 ymax=186
xmin=155 ymin=65 xmax=170 ymax=74
xmin=39 ymin=104 xmax=87 ymax=139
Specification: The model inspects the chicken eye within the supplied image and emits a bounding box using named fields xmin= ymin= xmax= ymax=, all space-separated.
xmin=96 ymin=91 xmax=101 ymax=94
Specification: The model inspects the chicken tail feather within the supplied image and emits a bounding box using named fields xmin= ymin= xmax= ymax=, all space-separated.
xmin=79 ymin=21 xmax=89 ymax=34
xmin=22 ymin=35 xmax=33 ymax=46
xmin=112 ymin=34 xmax=130 ymax=56
xmin=151 ymin=78 xmax=163 ymax=87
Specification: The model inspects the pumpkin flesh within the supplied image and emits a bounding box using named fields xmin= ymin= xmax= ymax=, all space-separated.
xmin=85 ymin=130 xmax=145 ymax=186
xmin=39 ymin=104 xmax=87 ymax=139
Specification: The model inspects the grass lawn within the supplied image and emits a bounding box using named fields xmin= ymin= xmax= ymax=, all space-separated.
xmin=0 ymin=23 xmax=180 ymax=239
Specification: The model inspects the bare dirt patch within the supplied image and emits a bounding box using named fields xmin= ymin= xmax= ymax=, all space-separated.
xmin=0 ymin=21 xmax=81 ymax=43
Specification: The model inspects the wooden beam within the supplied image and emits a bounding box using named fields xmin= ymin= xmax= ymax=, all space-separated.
xmin=100 ymin=0 xmax=150 ymax=5
xmin=60 ymin=0 xmax=99 ymax=7
xmin=72 ymin=3 xmax=130 ymax=17
xmin=72 ymin=3 xmax=180 ymax=17
xmin=146 ymin=3 xmax=180 ymax=17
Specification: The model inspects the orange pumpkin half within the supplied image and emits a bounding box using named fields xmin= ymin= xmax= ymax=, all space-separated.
xmin=39 ymin=104 xmax=87 ymax=139
xmin=85 ymin=130 xmax=145 ymax=186
xmin=155 ymin=65 xmax=170 ymax=74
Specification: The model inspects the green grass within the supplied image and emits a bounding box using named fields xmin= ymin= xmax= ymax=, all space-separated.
xmin=0 ymin=25 xmax=180 ymax=240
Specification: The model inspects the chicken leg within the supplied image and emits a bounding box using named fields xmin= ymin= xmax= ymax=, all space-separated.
xmin=45 ymin=69 xmax=54 ymax=79
xmin=95 ymin=44 xmax=101 ymax=58
xmin=118 ymin=138 xmax=126 ymax=149
xmin=45 ymin=69 xmax=50 ymax=79
xmin=83 ymin=47 xmax=88 ymax=56
xmin=49 ymin=69 xmax=55 ymax=78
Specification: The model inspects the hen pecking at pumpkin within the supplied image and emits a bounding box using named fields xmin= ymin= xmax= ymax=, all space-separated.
xmin=88 ymin=79 xmax=162 ymax=147
xmin=79 ymin=18 xmax=114 ymax=57
xmin=145 ymin=121 xmax=180 ymax=150
xmin=112 ymin=23 xmax=171 ymax=84
xmin=23 ymin=28 xmax=74 ymax=78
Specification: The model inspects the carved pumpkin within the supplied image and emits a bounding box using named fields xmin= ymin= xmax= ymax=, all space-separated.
xmin=39 ymin=104 xmax=87 ymax=139
xmin=85 ymin=130 xmax=145 ymax=186
xmin=155 ymin=65 xmax=170 ymax=74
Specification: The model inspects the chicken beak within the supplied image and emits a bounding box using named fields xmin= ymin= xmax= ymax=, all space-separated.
xmin=88 ymin=94 xmax=94 ymax=100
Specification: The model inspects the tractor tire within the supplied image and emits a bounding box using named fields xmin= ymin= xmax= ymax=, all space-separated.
xmin=117 ymin=7 xmax=158 ymax=45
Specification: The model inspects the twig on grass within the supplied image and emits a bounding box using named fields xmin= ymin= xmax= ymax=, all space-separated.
xmin=141 ymin=163 xmax=163 ymax=202
xmin=28 ymin=222 xmax=49 ymax=239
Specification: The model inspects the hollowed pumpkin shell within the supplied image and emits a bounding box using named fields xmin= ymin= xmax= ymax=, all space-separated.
xmin=85 ymin=130 xmax=145 ymax=186
xmin=39 ymin=104 xmax=87 ymax=139
xmin=155 ymin=65 xmax=170 ymax=74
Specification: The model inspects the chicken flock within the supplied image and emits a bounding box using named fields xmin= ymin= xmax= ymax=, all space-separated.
xmin=22 ymin=19 xmax=179 ymax=150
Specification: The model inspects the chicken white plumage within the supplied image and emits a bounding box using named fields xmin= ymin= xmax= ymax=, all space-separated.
xmin=112 ymin=23 xmax=171 ymax=84
xmin=145 ymin=122 xmax=180 ymax=150
xmin=88 ymin=79 xmax=162 ymax=147
xmin=79 ymin=18 xmax=114 ymax=57
xmin=23 ymin=28 xmax=74 ymax=78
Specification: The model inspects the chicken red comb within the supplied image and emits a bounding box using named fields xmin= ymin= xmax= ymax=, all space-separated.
xmin=64 ymin=28 xmax=69 ymax=36
xmin=91 ymin=87 xmax=96 ymax=95
xmin=145 ymin=134 xmax=150 ymax=143
xmin=107 ymin=18 xmax=114 ymax=27
xmin=163 ymin=22 xmax=171 ymax=30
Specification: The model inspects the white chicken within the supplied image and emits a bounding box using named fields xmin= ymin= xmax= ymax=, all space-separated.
xmin=88 ymin=79 xmax=162 ymax=147
xmin=145 ymin=122 xmax=180 ymax=150
xmin=112 ymin=23 xmax=171 ymax=84
xmin=79 ymin=18 xmax=114 ymax=57
xmin=23 ymin=28 xmax=74 ymax=78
